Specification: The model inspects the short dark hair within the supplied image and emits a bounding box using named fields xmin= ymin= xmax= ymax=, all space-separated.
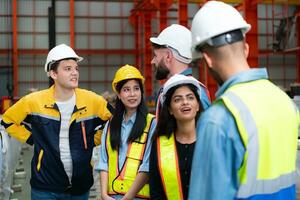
xmin=152 ymin=43 xmax=167 ymax=49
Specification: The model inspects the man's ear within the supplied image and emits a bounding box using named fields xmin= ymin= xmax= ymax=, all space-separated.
xmin=165 ymin=49 xmax=173 ymax=62
xmin=244 ymin=42 xmax=249 ymax=58
xmin=202 ymin=52 xmax=213 ymax=69
xmin=49 ymin=70 xmax=57 ymax=80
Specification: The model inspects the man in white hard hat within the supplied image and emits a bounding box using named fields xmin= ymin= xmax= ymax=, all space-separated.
xmin=150 ymin=24 xmax=211 ymax=117
xmin=189 ymin=1 xmax=299 ymax=200
xmin=1 ymin=44 xmax=113 ymax=199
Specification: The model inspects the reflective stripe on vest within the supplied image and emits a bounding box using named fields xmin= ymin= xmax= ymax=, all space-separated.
xmin=106 ymin=113 xmax=154 ymax=198
xmin=157 ymin=133 xmax=184 ymax=200
xmin=219 ymin=79 xmax=298 ymax=198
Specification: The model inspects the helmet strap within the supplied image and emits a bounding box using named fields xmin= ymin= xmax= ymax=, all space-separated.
xmin=207 ymin=29 xmax=244 ymax=48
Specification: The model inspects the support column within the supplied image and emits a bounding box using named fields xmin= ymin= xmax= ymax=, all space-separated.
xmin=143 ymin=12 xmax=152 ymax=96
xmin=134 ymin=14 xmax=141 ymax=68
xmin=159 ymin=0 xmax=168 ymax=31
xmin=296 ymin=7 xmax=300 ymax=82
xmin=244 ymin=0 xmax=258 ymax=68
xmin=70 ymin=0 xmax=75 ymax=48
xmin=178 ymin=0 xmax=188 ymax=27
xmin=12 ymin=0 xmax=18 ymax=97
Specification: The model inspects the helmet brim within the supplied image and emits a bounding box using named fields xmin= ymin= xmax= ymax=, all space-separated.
xmin=150 ymin=37 xmax=166 ymax=46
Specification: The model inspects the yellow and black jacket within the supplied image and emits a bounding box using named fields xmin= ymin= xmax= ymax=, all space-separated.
xmin=1 ymin=86 xmax=113 ymax=195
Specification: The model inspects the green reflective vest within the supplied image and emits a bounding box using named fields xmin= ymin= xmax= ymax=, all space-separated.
xmin=218 ymin=79 xmax=298 ymax=198
xmin=106 ymin=113 xmax=154 ymax=198
xmin=157 ymin=133 xmax=184 ymax=200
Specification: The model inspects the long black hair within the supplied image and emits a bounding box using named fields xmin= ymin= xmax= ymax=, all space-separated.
xmin=109 ymin=78 xmax=148 ymax=150
xmin=153 ymin=83 xmax=203 ymax=140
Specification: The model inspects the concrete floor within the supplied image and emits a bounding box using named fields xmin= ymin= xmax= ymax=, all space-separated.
xmin=9 ymin=145 xmax=101 ymax=200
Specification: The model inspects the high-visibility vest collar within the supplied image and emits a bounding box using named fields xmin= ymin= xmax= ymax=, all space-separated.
xmin=106 ymin=113 xmax=154 ymax=198
xmin=157 ymin=133 xmax=184 ymax=200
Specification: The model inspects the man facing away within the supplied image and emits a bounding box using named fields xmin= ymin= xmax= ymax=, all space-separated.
xmin=150 ymin=24 xmax=211 ymax=117
xmin=189 ymin=1 xmax=299 ymax=200
xmin=1 ymin=44 xmax=113 ymax=200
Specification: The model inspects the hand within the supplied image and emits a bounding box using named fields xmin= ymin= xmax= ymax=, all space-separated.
xmin=101 ymin=194 xmax=115 ymax=200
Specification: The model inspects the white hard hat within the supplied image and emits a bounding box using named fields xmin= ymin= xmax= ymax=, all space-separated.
xmin=191 ymin=1 xmax=251 ymax=55
xmin=44 ymin=44 xmax=83 ymax=75
xmin=150 ymin=24 xmax=192 ymax=63
xmin=160 ymin=74 xmax=201 ymax=104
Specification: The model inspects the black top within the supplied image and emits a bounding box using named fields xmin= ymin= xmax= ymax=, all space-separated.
xmin=149 ymin=138 xmax=195 ymax=200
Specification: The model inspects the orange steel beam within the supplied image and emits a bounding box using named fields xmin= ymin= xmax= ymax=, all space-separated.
xmin=134 ymin=14 xmax=141 ymax=68
xmin=254 ymin=0 xmax=300 ymax=5
xmin=244 ymin=0 xmax=259 ymax=68
xmin=130 ymin=0 xmax=159 ymax=97
xmin=70 ymin=0 xmax=75 ymax=48
xmin=186 ymin=0 xmax=300 ymax=5
xmin=132 ymin=1 xmax=141 ymax=69
xmin=297 ymin=7 xmax=300 ymax=82
xmin=0 ymin=49 xmax=137 ymax=55
xmin=12 ymin=0 xmax=18 ymax=97
xmin=159 ymin=0 xmax=168 ymax=31
xmin=186 ymin=0 xmax=243 ymax=3
xmin=178 ymin=0 xmax=188 ymax=27
xmin=144 ymin=12 xmax=153 ymax=96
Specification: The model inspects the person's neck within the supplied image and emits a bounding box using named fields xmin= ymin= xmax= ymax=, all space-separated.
xmin=170 ymin=61 xmax=188 ymax=75
xmin=175 ymin=120 xmax=196 ymax=144
xmin=220 ymin=59 xmax=250 ymax=81
xmin=54 ymin=85 xmax=75 ymax=102
xmin=124 ymin=109 xmax=136 ymax=122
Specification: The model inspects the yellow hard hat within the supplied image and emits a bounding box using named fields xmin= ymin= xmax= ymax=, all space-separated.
xmin=112 ymin=64 xmax=145 ymax=93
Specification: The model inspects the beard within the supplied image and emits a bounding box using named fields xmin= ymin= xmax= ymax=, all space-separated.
xmin=154 ymin=60 xmax=170 ymax=80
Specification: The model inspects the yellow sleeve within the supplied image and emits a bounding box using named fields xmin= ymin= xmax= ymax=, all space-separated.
xmin=2 ymin=96 xmax=32 ymax=143
xmin=95 ymin=94 xmax=112 ymax=121
xmin=94 ymin=129 xmax=102 ymax=146
xmin=93 ymin=93 xmax=112 ymax=146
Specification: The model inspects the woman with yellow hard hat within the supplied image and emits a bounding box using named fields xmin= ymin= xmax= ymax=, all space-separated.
xmin=97 ymin=64 xmax=156 ymax=200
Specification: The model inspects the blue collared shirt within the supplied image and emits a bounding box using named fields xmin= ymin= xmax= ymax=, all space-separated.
xmin=189 ymin=68 xmax=269 ymax=200
xmin=96 ymin=112 xmax=156 ymax=200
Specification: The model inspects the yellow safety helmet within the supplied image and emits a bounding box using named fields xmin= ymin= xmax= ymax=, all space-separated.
xmin=112 ymin=64 xmax=145 ymax=93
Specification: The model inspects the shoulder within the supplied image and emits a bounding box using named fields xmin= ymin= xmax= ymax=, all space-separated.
xmin=198 ymin=101 xmax=236 ymax=136
xmin=76 ymin=88 xmax=107 ymax=102
xmin=75 ymin=88 xmax=98 ymax=97
xmin=22 ymin=88 xmax=49 ymax=103
xmin=201 ymin=102 xmax=230 ymax=122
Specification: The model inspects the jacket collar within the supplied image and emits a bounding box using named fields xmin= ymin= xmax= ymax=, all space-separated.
xmin=44 ymin=86 xmax=86 ymax=112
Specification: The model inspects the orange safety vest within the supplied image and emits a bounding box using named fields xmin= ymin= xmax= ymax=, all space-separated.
xmin=106 ymin=113 xmax=154 ymax=198
xmin=157 ymin=133 xmax=184 ymax=200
